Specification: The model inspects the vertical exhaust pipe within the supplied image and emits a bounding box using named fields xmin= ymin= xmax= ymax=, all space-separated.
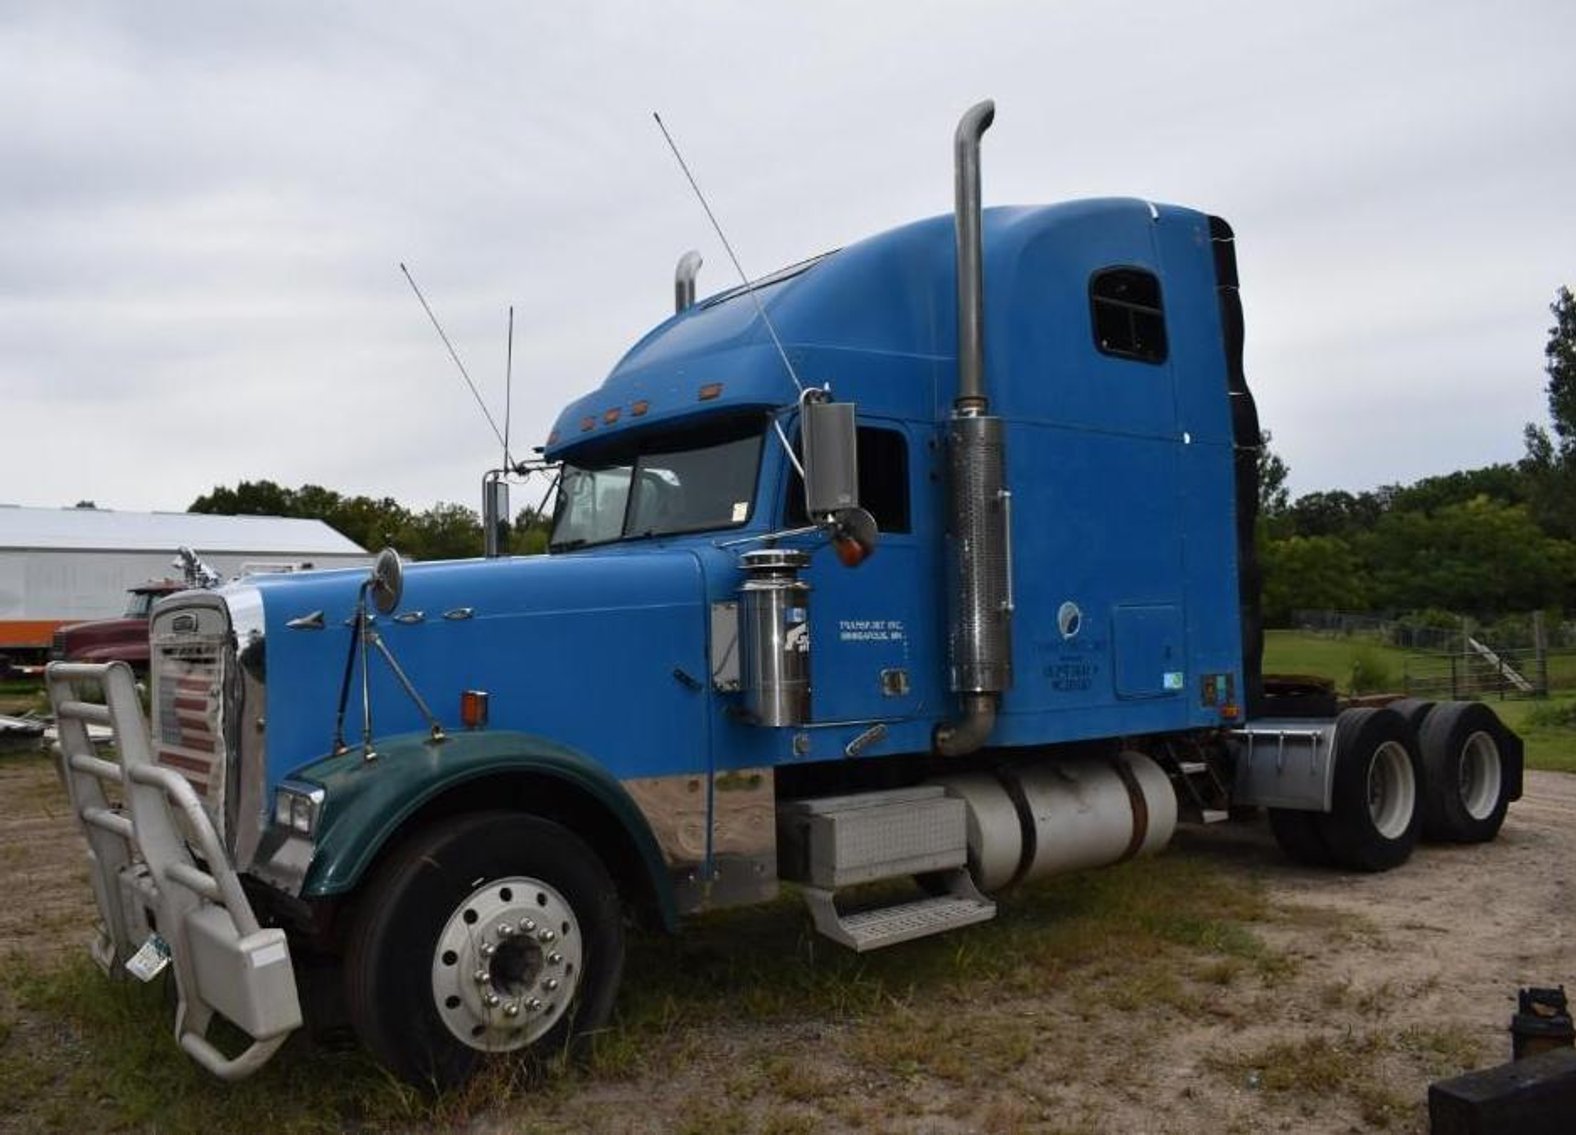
xmin=674 ymin=249 xmax=703 ymax=313
xmin=936 ymin=99 xmax=1013 ymax=757
xmin=953 ymin=100 xmax=994 ymax=413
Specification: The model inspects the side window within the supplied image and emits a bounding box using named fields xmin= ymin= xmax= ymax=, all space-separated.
xmin=1090 ymin=268 xmax=1167 ymax=364
xmin=787 ymin=425 xmax=911 ymax=534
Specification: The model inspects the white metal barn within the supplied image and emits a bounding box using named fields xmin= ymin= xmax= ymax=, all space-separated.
xmin=0 ymin=506 xmax=369 ymax=653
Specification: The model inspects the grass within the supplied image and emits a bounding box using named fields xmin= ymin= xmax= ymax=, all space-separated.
xmin=1207 ymin=1022 xmax=1484 ymax=1131
xmin=1262 ymin=630 xmax=1416 ymax=693
xmin=0 ymin=852 xmax=1284 ymax=1133
xmin=1266 ymin=630 xmax=1576 ymax=773
xmin=0 ymin=678 xmax=48 ymax=717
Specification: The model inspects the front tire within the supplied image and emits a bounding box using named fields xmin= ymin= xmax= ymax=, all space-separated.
xmin=344 ymin=812 xmax=625 ymax=1091
xmin=1316 ymin=707 xmax=1422 ymax=872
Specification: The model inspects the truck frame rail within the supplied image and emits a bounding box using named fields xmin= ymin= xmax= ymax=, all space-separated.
xmin=47 ymin=660 xmax=301 ymax=1080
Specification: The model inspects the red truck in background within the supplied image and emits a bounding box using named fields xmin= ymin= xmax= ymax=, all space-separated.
xmin=49 ymin=579 xmax=186 ymax=675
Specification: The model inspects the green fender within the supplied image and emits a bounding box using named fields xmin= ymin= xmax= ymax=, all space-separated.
xmin=291 ymin=730 xmax=678 ymax=931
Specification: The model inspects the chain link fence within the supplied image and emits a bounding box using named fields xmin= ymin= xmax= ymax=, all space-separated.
xmin=1289 ymin=610 xmax=1576 ymax=699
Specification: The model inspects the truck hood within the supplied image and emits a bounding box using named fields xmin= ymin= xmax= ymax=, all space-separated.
xmin=236 ymin=551 xmax=715 ymax=786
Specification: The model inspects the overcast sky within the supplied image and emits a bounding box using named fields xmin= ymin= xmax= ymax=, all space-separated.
xmin=2 ymin=1 xmax=1572 ymax=518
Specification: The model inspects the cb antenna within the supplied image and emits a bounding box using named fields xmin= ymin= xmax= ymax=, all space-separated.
xmin=503 ymin=305 xmax=515 ymax=473
xmin=652 ymin=112 xmax=805 ymax=397
xmin=400 ymin=262 xmax=507 ymax=453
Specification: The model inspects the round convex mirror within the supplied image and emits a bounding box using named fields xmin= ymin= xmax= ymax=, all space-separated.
xmin=369 ymin=547 xmax=405 ymax=614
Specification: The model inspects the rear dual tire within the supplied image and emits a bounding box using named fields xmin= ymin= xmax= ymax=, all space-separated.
xmin=1418 ymin=701 xmax=1517 ymax=844
xmin=1269 ymin=707 xmax=1423 ymax=872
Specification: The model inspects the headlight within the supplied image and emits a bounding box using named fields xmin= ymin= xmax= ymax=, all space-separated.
xmin=273 ymin=782 xmax=325 ymax=836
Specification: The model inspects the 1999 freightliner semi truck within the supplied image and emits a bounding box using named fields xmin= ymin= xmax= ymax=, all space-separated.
xmin=49 ymin=101 xmax=1523 ymax=1089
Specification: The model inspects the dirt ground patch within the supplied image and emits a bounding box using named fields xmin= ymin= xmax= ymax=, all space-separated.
xmin=2 ymin=749 xmax=1572 ymax=1133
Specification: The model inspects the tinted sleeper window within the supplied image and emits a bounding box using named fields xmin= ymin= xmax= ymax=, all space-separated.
xmin=1090 ymin=268 xmax=1168 ymax=364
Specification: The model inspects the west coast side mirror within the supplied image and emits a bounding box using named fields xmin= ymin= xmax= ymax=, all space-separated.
xmin=800 ymin=396 xmax=859 ymax=519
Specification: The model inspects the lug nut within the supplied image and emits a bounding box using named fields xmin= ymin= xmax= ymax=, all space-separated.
xmin=538 ymin=928 xmax=556 ymax=943
xmin=483 ymin=992 xmax=500 ymax=1008
xmin=527 ymin=997 xmax=543 ymax=1012
xmin=543 ymin=978 xmax=559 ymax=993
xmin=473 ymin=969 xmax=489 ymax=985
xmin=479 ymin=942 xmax=495 ymax=958
xmin=520 ymin=919 xmax=536 ymax=934
xmin=497 ymin=922 xmax=515 ymax=937
xmin=503 ymin=1001 xmax=520 ymax=1018
xmin=547 ymin=952 xmax=563 ymax=966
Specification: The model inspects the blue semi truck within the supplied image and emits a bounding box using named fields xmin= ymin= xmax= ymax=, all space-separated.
xmin=49 ymin=101 xmax=1522 ymax=1089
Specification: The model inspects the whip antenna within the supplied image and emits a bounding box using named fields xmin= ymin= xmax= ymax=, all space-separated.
xmin=651 ymin=112 xmax=805 ymax=396
xmin=400 ymin=262 xmax=507 ymax=451
xmin=504 ymin=305 xmax=515 ymax=472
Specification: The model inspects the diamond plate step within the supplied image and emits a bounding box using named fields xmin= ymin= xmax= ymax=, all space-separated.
xmin=804 ymin=888 xmax=996 ymax=952
xmin=801 ymin=866 xmax=996 ymax=952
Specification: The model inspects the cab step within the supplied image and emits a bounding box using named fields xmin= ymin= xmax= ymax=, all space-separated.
xmin=777 ymin=785 xmax=996 ymax=950
xmin=804 ymin=875 xmax=996 ymax=952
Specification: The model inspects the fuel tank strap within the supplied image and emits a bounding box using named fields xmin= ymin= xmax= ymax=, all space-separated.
xmin=1110 ymin=754 xmax=1150 ymax=863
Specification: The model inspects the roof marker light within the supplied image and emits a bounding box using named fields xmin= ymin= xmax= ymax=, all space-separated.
xmin=698 ymin=382 xmax=723 ymax=401
xmin=579 ymin=416 xmax=596 ymax=432
xmin=603 ymin=408 xmax=621 ymax=425
xmin=631 ymin=400 xmax=650 ymax=417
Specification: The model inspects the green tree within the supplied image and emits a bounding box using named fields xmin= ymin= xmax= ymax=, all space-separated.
xmin=1257 ymin=429 xmax=1290 ymax=517
xmin=1260 ymin=534 xmax=1369 ymax=624
xmin=1362 ymin=496 xmax=1576 ymax=614
xmin=1523 ymin=286 xmax=1576 ymax=537
xmin=396 ymin=502 xmax=483 ymax=561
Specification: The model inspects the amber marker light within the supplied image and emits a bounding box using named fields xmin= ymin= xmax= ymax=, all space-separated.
xmin=631 ymin=400 xmax=650 ymax=417
xmin=461 ymin=690 xmax=490 ymax=730
xmin=603 ymin=407 xmax=621 ymax=424
xmin=698 ymin=382 xmax=723 ymax=401
xmin=580 ymin=416 xmax=596 ymax=432
xmin=547 ymin=429 xmax=560 ymax=445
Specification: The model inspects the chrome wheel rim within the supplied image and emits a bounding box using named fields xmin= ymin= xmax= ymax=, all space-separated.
xmin=430 ymin=875 xmax=583 ymax=1052
xmin=1367 ymin=741 xmax=1416 ymax=840
xmin=1458 ymin=731 xmax=1502 ymax=821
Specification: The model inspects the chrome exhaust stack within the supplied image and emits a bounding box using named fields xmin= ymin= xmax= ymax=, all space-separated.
xmin=674 ymin=249 xmax=703 ymax=313
xmin=935 ymin=99 xmax=1014 ymax=757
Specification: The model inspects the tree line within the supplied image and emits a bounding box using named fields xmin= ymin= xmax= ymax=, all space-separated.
xmin=1258 ymin=286 xmax=1576 ymax=624
xmin=188 ymin=480 xmax=552 ymax=561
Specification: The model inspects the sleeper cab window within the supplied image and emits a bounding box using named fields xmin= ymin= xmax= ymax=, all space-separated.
xmin=1090 ymin=267 xmax=1168 ymax=364
xmin=786 ymin=425 xmax=911 ymax=534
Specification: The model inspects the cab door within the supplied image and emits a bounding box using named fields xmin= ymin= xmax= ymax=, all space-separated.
xmin=793 ymin=421 xmax=938 ymax=725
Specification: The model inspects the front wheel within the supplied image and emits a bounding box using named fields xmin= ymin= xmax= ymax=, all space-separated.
xmin=344 ymin=812 xmax=625 ymax=1090
xmin=1316 ymin=707 xmax=1422 ymax=872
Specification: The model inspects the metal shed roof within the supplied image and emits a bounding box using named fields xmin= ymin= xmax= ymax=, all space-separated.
xmin=0 ymin=505 xmax=366 ymax=555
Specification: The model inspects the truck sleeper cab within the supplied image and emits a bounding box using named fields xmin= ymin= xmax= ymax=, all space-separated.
xmin=47 ymin=100 xmax=1524 ymax=1091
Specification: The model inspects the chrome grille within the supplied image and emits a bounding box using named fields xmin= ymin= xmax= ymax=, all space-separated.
xmin=151 ymin=604 xmax=233 ymax=834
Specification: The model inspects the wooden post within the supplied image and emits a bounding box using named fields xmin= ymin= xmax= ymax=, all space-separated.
xmin=1533 ymin=610 xmax=1550 ymax=698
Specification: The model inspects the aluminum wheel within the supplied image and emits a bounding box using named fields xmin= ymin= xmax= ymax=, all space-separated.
xmin=1458 ymin=730 xmax=1503 ymax=821
xmin=430 ymin=875 xmax=584 ymax=1052
xmin=1366 ymin=740 xmax=1416 ymax=840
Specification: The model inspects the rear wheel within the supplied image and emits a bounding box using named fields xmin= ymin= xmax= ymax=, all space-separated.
xmin=1419 ymin=701 xmax=1514 ymax=843
xmin=1385 ymin=697 xmax=1435 ymax=736
xmin=1316 ymin=707 xmax=1422 ymax=872
xmin=344 ymin=812 xmax=624 ymax=1091
xmin=1267 ymin=808 xmax=1334 ymax=867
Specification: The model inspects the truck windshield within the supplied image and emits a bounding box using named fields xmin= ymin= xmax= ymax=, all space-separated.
xmin=549 ymin=415 xmax=765 ymax=550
